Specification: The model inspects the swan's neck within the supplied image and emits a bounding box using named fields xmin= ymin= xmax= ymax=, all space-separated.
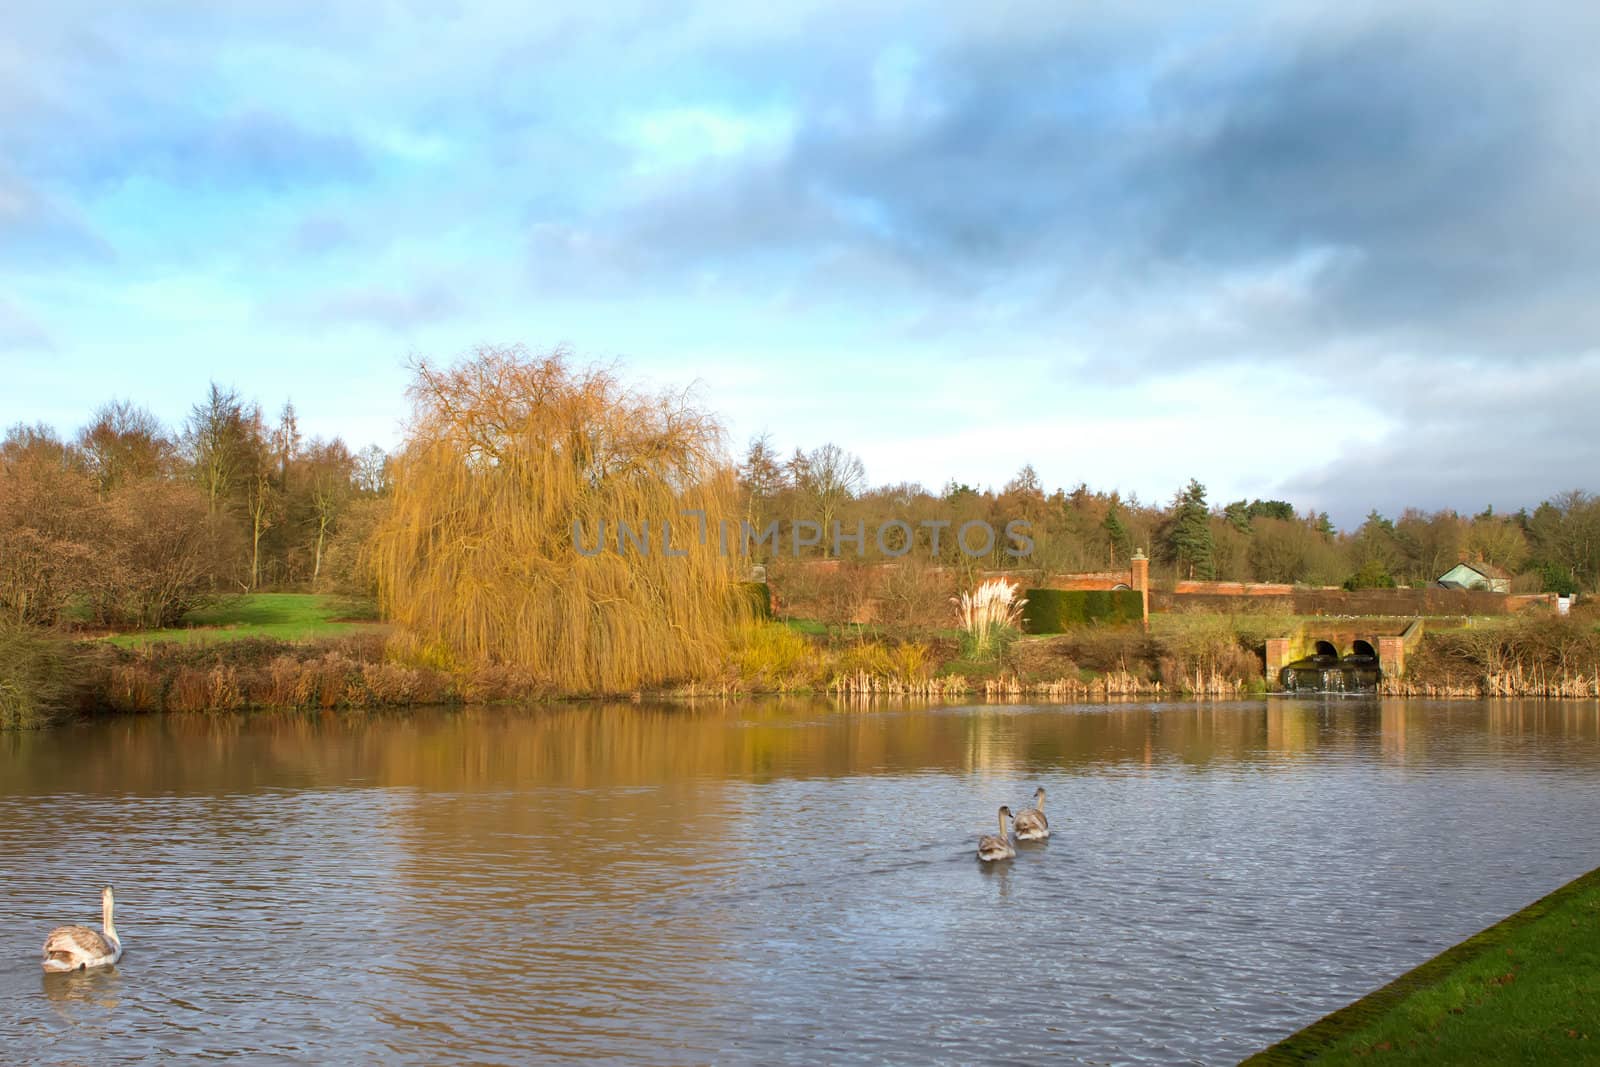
xmin=998 ymin=812 xmax=1008 ymax=836
xmin=102 ymin=895 xmax=118 ymax=946
xmin=1035 ymin=793 xmax=1045 ymax=812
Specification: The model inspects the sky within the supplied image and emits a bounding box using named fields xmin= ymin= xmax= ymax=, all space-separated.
xmin=3 ymin=1 xmax=1597 ymax=528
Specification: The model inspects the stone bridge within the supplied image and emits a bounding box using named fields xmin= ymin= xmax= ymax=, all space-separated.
xmin=1265 ymin=619 xmax=1425 ymax=683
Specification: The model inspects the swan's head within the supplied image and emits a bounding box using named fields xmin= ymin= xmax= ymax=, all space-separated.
xmin=1034 ymin=786 xmax=1046 ymax=802
xmin=998 ymin=805 xmax=1012 ymax=821
xmin=102 ymin=886 xmax=114 ymax=910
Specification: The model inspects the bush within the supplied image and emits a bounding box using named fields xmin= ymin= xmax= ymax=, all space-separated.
xmin=1537 ymin=562 xmax=1581 ymax=596
xmin=0 ymin=624 xmax=76 ymax=728
xmin=768 ymin=558 xmax=876 ymax=626
xmin=875 ymin=558 xmax=957 ymax=634
xmin=1022 ymin=589 xmax=1143 ymax=632
xmin=1343 ymin=559 xmax=1397 ymax=590
xmin=730 ymin=621 xmax=823 ymax=688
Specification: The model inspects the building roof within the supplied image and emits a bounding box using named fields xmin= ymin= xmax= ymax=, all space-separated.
xmin=1441 ymin=559 xmax=1512 ymax=581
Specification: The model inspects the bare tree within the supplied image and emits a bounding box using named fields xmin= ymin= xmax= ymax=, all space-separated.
xmin=275 ymin=401 xmax=302 ymax=491
xmin=354 ymin=444 xmax=389 ymax=495
xmin=301 ymin=438 xmax=355 ymax=583
xmin=78 ymin=400 xmax=172 ymax=492
xmin=788 ymin=442 xmax=865 ymax=551
xmin=184 ymin=383 xmax=248 ymax=517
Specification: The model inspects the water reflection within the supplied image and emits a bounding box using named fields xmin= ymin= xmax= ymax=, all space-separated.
xmin=42 ymin=966 xmax=122 ymax=1009
xmin=1 ymin=697 xmax=1599 ymax=1064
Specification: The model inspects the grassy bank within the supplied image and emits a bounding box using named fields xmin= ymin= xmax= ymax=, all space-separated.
xmin=101 ymin=592 xmax=385 ymax=647
xmin=1247 ymin=866 xmax=1600 ymax=1063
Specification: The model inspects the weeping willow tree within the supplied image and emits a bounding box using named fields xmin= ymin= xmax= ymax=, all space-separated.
xmin=372 ymin=345 xmax=746 ymax=692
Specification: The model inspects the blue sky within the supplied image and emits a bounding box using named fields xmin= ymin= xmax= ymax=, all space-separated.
xmin=4 ymin=1 xmax=1597 ymax=526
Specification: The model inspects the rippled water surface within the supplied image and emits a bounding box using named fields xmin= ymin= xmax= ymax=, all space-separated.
xmin=4 ymin=698 xmax=1600 ymax=1064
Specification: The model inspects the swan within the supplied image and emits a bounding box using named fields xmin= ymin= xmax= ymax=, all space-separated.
xmin=1013 ymin=786 xmax=1049 ymax=841
xmin=42 ymin=886 xmax=122 ymax=972
xmin=978 ymin=805 xmax=1015 ymax=862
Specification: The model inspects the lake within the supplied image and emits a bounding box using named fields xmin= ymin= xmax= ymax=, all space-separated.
xmin=3 ymin=698 xmax=1600 ymax=1064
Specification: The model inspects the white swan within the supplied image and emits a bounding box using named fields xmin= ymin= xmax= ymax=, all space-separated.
xmin=978 ymin=805 xmax=1016 ymax=862
xmin=1013 ymin=786 xmax=1049 ymax=841
xmin=42 ymin=886 xmax=122 ymax=972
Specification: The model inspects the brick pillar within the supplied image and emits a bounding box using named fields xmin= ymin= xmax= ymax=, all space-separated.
xmin=1131 ymin=549 xmax=1150 ymax=630
xmin=1376 ymin=636 xmax=1406 ymax=679
xmin=1265 ymin=637 xmax=1290 ymax=682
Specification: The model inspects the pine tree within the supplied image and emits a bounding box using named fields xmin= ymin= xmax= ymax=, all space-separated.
xmin=1103 ymin=503 xmax=1131 ymax=567
xmin=1165 ymin=478 xmax=1215 ymax=580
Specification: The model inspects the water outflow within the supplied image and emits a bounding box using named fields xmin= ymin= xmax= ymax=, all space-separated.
xmin=1278 ymin=652 xmax=1381 ymax=693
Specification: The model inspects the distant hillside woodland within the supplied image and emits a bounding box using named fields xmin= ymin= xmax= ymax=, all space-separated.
xmin=2 ymin=352 xmax=1597 ymax=638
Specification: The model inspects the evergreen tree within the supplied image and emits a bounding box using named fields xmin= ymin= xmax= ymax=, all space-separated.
xmin=1163 ymin=478 xmax=1215 ymax=579
xmin=1246 ymin=498 xmax=1296 ymax=522
xmin=1103 ymin=502 xmax=1132 ymax=567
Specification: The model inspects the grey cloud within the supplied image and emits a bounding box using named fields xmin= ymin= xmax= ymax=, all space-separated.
xmin=1276 ymin=355 xmax=1600 ymax=525
xmin=534 ymin=4 xmax=1600 ymax=366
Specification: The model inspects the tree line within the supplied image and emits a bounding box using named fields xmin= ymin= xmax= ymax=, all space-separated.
xmin=738 ymin=440 xmax=1600 ymax=594
xmin=4 ymin=365 xmax=1598 ymax=640
xmin=0 ymin=388 xmax=387 ymax=629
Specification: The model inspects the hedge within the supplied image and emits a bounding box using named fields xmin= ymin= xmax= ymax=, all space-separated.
xmin=1022 ymin=588 xmax=1143 ymax=633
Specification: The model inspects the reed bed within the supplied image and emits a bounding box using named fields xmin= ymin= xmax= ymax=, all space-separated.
xmin=82 ymin=634 xmax=541 ymax=714
xmin=1381 ymin=668 xmax=1600 ymax=699
xmin=1394 ymin=615 xmax=1600 ymax=698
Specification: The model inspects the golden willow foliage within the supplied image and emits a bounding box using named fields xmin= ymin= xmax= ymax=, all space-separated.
xmin=372 ymin=345 xmax=746 ymax=693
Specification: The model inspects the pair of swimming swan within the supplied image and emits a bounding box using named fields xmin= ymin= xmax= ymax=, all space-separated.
xmin=978 ymin=786 xmax=1049 ymax=862
xmin=42 ymin=886 xmax=123 ymax=972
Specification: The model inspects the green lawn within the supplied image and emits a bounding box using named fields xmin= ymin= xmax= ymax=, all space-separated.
xmin=1247 ymin=866 xmax=1600 ymax=1064
xmin=102 ymin=593 xmax=384 ymax=647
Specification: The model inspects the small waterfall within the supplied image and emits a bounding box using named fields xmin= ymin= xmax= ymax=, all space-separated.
xmin=1278 ymin=651 xmax=1380 ymax=693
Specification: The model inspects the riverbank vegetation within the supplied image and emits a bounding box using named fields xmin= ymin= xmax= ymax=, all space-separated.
xmin=1387 ymin=605 xmax=1600 ymax=698
xmin=8 ymin=598 xmax=1600 ymax=723
xmin=1248 ymin=864 xmax=1600 ymax=1063
xmin=5 ymin=343 xmax=1600 ymax=724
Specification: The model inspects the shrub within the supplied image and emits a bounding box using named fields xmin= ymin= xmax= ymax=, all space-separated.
xmin=768 ymin=558 xmax=877 ymax=626
xmin=730 ymin=621 xmax=823 ymax=688
xmin=0 ymin=624 xmax=75 ymax=728
xmin=1343 ymin=559 xmax=1397 ymax=590
xmin=876 ymin=558 xmax=957 ymax=634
